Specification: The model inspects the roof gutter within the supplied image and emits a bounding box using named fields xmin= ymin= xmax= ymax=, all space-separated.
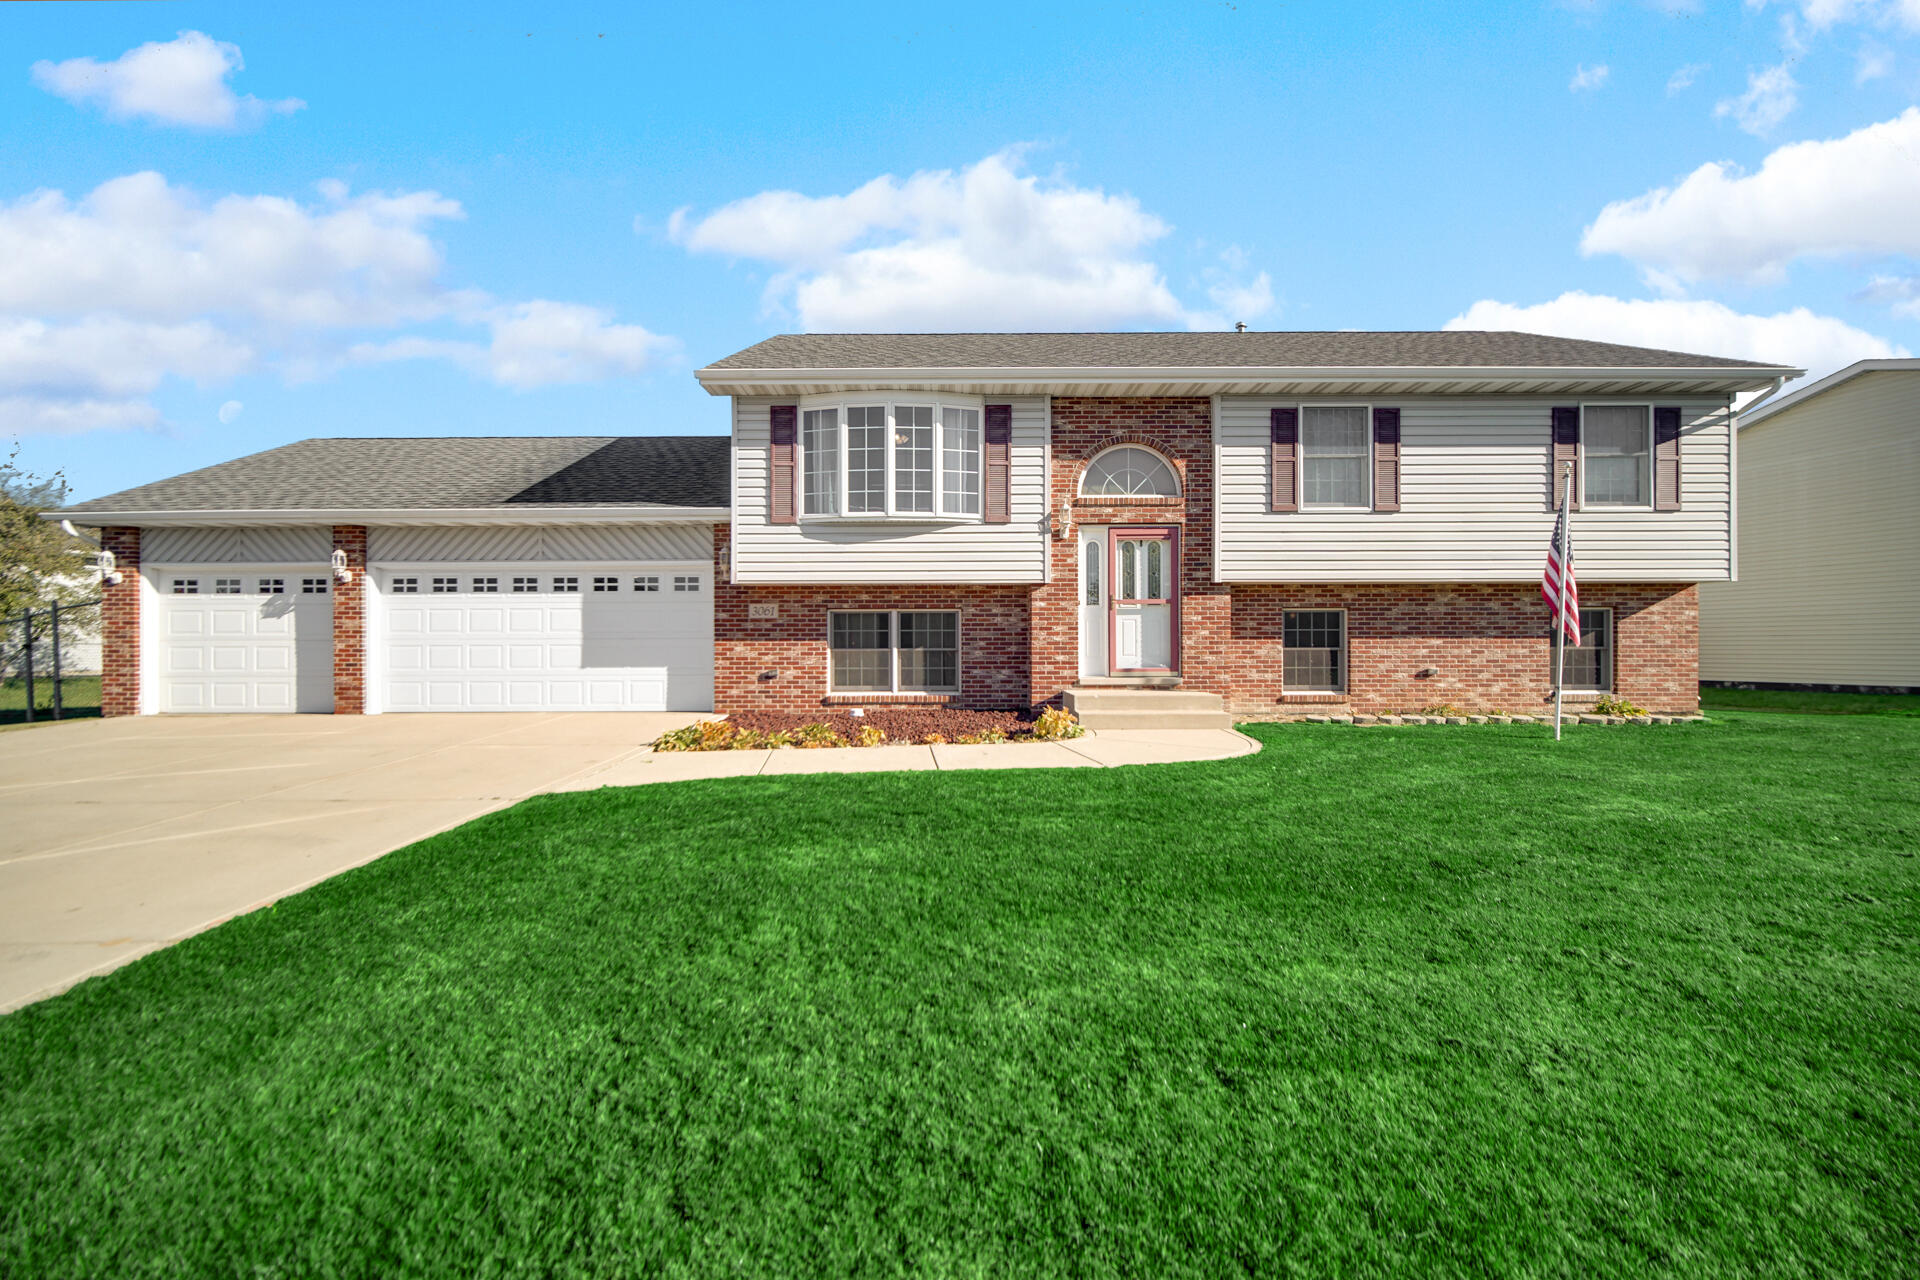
xmin=694 ymin=363 xmax=1801 ymax=395
xmin=49 ymin=505 xmax=732 ymax=528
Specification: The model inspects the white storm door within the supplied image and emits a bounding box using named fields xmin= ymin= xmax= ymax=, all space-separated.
xmin=159 ymin=571 xmax=334 ymax=713
xmin=1109 ymin=529 xmax=1176 ymax=673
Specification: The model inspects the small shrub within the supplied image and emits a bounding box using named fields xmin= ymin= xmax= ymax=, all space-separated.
xmin=922 ymin=732 xmax=949 ymax=744
xmin=1421 ymin=703 xmax=1466 ymax=718
xmin=1029 ymin=707 xmax=1085 ymax=740
xmin=729 ymin=728 xmax=795 ymax=751
xmin=652 ymin=720 xmax=736 ymax=752
xmin=955 ymin=727 xmax=1008 ymax=745
xmin=1593 ymin=693 xmax=1646 ymax=717
xmin=850 ymin=724 xmax=887 ymax=748
xmin=794 ymin=723 xmax=847 ymax=749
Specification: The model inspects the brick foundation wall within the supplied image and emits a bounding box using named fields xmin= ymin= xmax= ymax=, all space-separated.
xmin=1222 ymin=582 xmax=1700 ymax=718
xmin=331 ymin=525 xmax=367 ymax=714
xmin=714 ymin=523 xmax=1031 ymax=711
xmin=99 ymin=526 xmax=141 ymax=717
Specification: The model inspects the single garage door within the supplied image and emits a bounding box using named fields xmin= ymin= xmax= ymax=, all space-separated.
xmin=379 ymin=564 xmax=713 ymax=712
xmin=158 ymin=570 xmax=335 ymax=712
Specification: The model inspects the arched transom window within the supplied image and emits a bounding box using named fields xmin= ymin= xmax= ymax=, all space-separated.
xmin=1079 ymin=446 xmax=1179 ymax=498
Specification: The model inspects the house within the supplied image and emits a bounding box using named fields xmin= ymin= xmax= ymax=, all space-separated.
xmin=57 ymin=331 xmax=1795 ymax=722
xmin=1699 ymin=358 xmax=1920 ymax=693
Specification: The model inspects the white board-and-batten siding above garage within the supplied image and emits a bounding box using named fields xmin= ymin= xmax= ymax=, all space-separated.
xmin=1213 ymin=396 xmax=1735 ymax=583
xmin=730 ymin=395 xmax=1050 ymax=584
xmin=366 ymin=524 xmax=713 ymax=564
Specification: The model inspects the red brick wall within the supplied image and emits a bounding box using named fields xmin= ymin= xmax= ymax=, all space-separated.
xmin=331 ymin=525 xmax=367 ymax=715
xmin=1032 ymin=397 xmax=1231 ymax=707
xmin=99 ymin=526 xmax=141 ymax=717
xmin=714 ymin=523 xmax=1031 ymax=711
xmin=1222 ymin=582 xmax=1700 ymax=717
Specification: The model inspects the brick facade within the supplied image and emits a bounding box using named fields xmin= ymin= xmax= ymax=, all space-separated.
xmin=330 ymin=525 xmax=367 ymax=714
xmin=99 ymin=526 xmax=141 ymax=717
xmin=714 ymin=523 xmax=1031 ymax=711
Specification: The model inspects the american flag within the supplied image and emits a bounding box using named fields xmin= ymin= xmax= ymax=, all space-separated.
xmin=1542 ymin=502 xmax=1581 ymax=647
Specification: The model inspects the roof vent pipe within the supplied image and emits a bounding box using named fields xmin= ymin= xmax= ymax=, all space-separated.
xmin=1235 ymin=321 xmax=1247 ymax=333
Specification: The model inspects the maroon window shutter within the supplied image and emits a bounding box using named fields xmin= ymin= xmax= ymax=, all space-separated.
xmin=768 ymin=405 xmax=798 ymax=525
xmin=1550 ymin=406 xmax=1581 ymax=511
xmin=1653 ymin=406 xmax=1683 ymax=511
xmin=984 ymin=404 xmax=1012 ymax=524
xmin=1270 ymin=407 xmax=1299 ymax=513
xmin=1371 ymin=407 xmax=1402 ymax=513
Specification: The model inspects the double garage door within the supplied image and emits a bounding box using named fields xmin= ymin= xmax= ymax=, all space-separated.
xmin=380 ymin=564 xmax=712 ymax=712
xmin=155 ymin=561 xmax=712 ymax=713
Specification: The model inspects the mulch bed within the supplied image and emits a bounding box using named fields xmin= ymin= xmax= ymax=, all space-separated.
xmin=726 ymin=707 xmax=1034 ymax=744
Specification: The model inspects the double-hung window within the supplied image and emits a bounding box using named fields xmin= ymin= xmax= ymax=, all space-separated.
xmin=798 ymin=398 xmax=985 ymax=519
xmin=829 ymin=610 xmax=960 ymax=694
xmin=1301 ymin=406 xmax=1370 ymax=508
xmin=1283 ymin=610 xmax=1345 ymax=693
xmin=1561 ymin=608 xmax=1613 ymax=690
xmin=1583 ymin=406 xmax=1651 ymax=506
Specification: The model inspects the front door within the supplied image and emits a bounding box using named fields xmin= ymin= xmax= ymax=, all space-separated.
xmin=1108 ymin=527 xmax=1178 ymax=672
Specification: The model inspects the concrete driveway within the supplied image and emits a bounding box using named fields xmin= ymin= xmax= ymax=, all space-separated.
xmin=0 ymin=712 xmax=704 ymax=1012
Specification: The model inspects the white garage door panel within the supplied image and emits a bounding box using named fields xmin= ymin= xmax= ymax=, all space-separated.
xmin=157 ymin=572 xmax=334 ymax=714
xmin=379 ymin=564 xmax=713 ymax=712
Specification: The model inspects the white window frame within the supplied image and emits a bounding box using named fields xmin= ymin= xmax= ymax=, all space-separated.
xmin=795 ymin=394 xmax=987 ymax=522
xmin=1282 ymin=607 xmax=1347 ymax=694
xmin=1579 ymin=402 xmax=1655 ymax=510
xmin=826 ymin=609 xmax=962 ymax=695
xmin=1078 ymin=445 xmax=1181 ymax=499
xmin=1299 ymin=404 xmax=1373 ymax=511
xmin=1562 ymin=606 xmax=1614 ymax=692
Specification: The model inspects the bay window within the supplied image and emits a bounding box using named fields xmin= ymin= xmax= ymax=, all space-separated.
xmin=798 ymin=398 xmax=985 ymax=519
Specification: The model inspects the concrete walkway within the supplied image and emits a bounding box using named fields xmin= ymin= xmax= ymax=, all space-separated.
xmin=555 ymin=727 xmax=1260 ymax=789
xmin=3 ymin=716 xmax=1257 ymax=1013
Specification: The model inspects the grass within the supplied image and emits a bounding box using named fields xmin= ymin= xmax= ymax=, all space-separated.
xmin=3 ymin=712 xmax=1916 ymax=1277
xmin=1700 ymin=685 xmax=1920 ymax=717
xmin=0 ymin=674 xmax=102 ymax=727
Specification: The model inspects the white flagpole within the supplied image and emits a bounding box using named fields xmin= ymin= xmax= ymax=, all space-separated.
xmin=1553 ymin=461 xmax=1571 ymax=742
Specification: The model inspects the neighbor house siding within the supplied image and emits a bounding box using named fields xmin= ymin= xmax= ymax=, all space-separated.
xmin=729 ymin=395 xmax=1050 ymax=583
xmin=1700 ymin=370 xmax=1920 ymax=687
xmin=1215 ymin=395 xmax=1734 ymax=582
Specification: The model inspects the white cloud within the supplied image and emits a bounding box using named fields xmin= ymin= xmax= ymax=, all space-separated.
xmin=1855 ymin=43 xmax=1894 ymax=80
xmin=1667 ymin=62 xmax=1709 ymax=93
xmin=348 ymin=302 xmax=676 ymax=389
xmin=30 ymin=30 xmax=302 ymax=129
xmin=668 ymin=149 xmax=1272 ymax=332
xmin=1446 ymin=291 xmax=1907 ymax=385
xmin=1859 ymin=274 xmax=1920 ymax=317
xmin=0 ymin=172 xmax=463 ymax=329
xmin=1714 ymin=64 xmax=1798 ymax=135
xmin=1776 ymin=0 xmax=1920 ymax=33
xmin=1570 ymin=63 xmax=1612 ymax=92
xmin=0 ymin=395 xmax=161 ymax=436
xmin=217 ymin=399 xmax=243 ymax=424
xmin=1581 ymin=107 xmax=1920 ymax=285
xmin=0 ymin=172 xmax=678 ymax=433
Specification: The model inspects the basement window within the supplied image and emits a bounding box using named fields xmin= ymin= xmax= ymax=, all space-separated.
xmin=1283 ymin=610 xmax=1345 ymax=693
xmin=829 ymin=610 xmax=959 ymax=694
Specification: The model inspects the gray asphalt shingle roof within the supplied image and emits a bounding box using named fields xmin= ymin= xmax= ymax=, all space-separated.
xmin=703 ymin=331 xmax=1791 ymax=371
xmin=63 ymin=436 xmax=730 ymax=514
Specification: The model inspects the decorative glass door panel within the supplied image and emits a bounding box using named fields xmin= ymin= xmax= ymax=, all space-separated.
xmin=1108 ymin=527 xmax=1178 ymax=672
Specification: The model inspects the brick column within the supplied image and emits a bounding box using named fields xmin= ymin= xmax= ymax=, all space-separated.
xmin=99 ymin=526 xmax=142 ymax=717
xmin=331 ymin=525 xmax=368 ymax=714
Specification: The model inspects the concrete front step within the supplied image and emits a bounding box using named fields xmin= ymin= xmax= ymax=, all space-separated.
xmin=1063 ymin=686 xmax=1233 ymax=730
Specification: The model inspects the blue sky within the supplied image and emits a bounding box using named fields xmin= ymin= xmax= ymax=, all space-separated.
xmin=5 ymin=0 xmax=1918 ymax=502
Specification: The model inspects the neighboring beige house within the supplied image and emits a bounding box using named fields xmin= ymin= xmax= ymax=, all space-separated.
xmin=1700 ymin=359 xmax=1920 ymax=692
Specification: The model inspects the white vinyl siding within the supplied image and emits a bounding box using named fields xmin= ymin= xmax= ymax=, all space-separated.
xmin=1216 ymin=395 xmax=1734 ymax=582
xmin=143 ymin=526 xmax=332 ymax=564
xmin=1700 ymin=370 xmax=1920 ymax=686
xmin=732 ymin=395 xmax=1049 ymax=583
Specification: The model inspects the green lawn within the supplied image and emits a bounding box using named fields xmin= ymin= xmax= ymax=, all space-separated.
xmin=0 ymin=674 xmax=102 ymax=727
xmin=3 ymin=713 xmax=1916 ymax=1277
xmin=1700 ymin=685 xmax=1920 ymax=717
